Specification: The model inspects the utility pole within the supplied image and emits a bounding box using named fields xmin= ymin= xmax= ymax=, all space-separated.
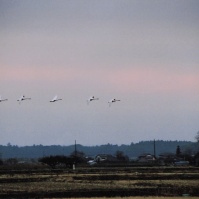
xmin=75 ymin=140 xmax=77 ymax=157
xmin=73 ymin=140 xmax=77 ymax=170
xmin=153 ymin=139 xmax=156 ymax=159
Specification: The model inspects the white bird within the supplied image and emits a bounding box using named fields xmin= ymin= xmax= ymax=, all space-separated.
xmin=87 ymin=96 xmax=99 ymax=105
xmin=108 ymin=98 xmax=121 ymax=107
xmin=50 ymin=95 xmax=62 ymax=102
xmin=0 ymin=96 xmax=8 ymax=102
xmin=17 ymin=95 xmax=31 ymax=103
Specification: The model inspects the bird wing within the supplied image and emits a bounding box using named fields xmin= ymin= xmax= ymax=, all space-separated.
xmin=52 ymin=95 xmax=57 ymax=101
xmin=89 ymin=96 xmax=94 ymax=100
xmin=18 ymin=96 xmax=23 ymax=101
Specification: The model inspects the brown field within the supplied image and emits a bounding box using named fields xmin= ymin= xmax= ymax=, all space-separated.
xmin=50 ymin=198 xmax=197 ymax=199
xmin=0 ymin=166 xmax=199 ymax=198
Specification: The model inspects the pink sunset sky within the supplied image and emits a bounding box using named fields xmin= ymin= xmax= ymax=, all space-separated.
xmin=1 ymin=66 xmax=199 ymax=93
xmin=0 ymin=0 xmax=199 ymax=146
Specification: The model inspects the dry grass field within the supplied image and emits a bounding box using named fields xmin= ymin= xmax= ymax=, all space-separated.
xmin=0 ymin=166 xmax=198 ymax=198
xmin=51 ymin=198 xmax=197 ymax=199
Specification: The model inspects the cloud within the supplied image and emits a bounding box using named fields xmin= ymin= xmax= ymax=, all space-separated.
xmin=1 ymin=66 xmax=198 ymax=95
xmin=107 ymin=68 xmax=199 ymax=93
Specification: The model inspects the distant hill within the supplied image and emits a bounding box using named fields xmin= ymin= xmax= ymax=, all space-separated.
xmin=0 ymin=140 xmax=198 ymax=159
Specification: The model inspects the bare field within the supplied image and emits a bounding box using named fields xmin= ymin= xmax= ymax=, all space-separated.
xmin=50 ymin=198 xmax=197 ymax=199
xmin=0 ymin=166 xmax=199 ymax=198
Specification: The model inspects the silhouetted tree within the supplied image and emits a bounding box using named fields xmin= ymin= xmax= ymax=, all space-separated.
xmin=176 ymin=145 xmax=181 ymax=156
xmin=115 ymin=150 xmax=129 ymax=162
xmin=0 ymin=159 xmax=3 ymax=165
xmin=194 ymin=152 xmax=199 ymax=166
xmin=39 ymin=155 xmax=76 ymax=169
xmin=195 ymin=131 xmax=199 ymax=142
xmin=70 ymin=150 xmax=86 ymax=164
xmin=182 ymin=146 xmax=193 ymax=156
xmin=6 ymin=158 xmax=18 ymax=165
xmin=39 ymin=156 xmax=57 ymax=168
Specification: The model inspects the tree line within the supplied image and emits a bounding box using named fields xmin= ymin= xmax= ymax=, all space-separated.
xmin=0 ymin=140 xmax=198 ymax=159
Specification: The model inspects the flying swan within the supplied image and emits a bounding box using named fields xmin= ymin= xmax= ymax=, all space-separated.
xmin=0 ymin=96 xmax=8 ymax=102
xmin=108 ymin=98 xmax=121 ymax=107
xmin=87 ymin=96 xmax=99 ymax=105
xmin=50 ymin=95 xmax=62 ymax=102
xmin=17 ymin=95 xmax=31 ymax=103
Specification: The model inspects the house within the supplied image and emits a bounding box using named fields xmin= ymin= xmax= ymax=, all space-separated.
xmin=87 ymin=154 xmax=117 ymax=165
xmin=158 ymin=152 xmax=176 ymax=165
xmin=158 ymin=152 xmax=176 ymax=159
xmin=137 ymin=153 xmax=155 ymax=163
xmin=174 ymin=161 xmax=189 ymax=166
xmin=95 ymin=154 xmax=117 ymax=162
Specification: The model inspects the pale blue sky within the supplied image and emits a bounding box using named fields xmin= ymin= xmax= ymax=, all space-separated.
xmin=0 ymin=0 xmax=199 ymax=146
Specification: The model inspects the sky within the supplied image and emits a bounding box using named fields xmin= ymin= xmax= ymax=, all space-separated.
xmin=0 ymin=0 xmax=199 ymax=146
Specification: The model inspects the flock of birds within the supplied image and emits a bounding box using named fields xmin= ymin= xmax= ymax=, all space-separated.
xmin=87 ymin=96 xmax=120 ymax=106
xmin=0 ymin=95 xmax=121 ymax=107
